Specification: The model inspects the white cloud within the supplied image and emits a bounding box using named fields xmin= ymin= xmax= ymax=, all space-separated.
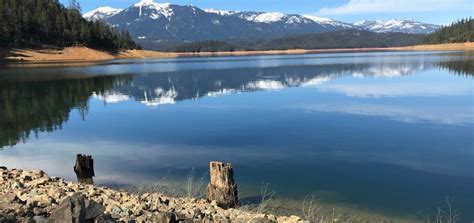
xmin=318 ymin=0 xmax=470 ymax=15
xmin=299 ymin=102 xmax=473 ymax=125
xmin=314 ymin=82 xmax=472 ymax=98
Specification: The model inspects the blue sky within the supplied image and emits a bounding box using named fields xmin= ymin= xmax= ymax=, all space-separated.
xmin=62 ymin=0 xmax=473 ymax=25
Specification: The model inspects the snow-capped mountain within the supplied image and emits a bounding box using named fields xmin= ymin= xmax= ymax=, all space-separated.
xmin=83 ymin=0 xmax=352 ymax=48
xmin=353 ymin=19 xmax=440 ymax=34
xmin=203 ymin=9 xmax=355 ymax=29
xmin=83 ymin=0 xmax=440 ymax=49
xmin=83 ymin=6 xmax=123 ymax=21
xmin=303 ymin=15 xmax=355 ymax=29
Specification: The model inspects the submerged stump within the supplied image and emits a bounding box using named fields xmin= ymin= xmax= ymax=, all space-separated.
xmin=207 ymin=161 xmax=238 ymax=209
xmin=74 ymin=154 xmax=95 ymax=184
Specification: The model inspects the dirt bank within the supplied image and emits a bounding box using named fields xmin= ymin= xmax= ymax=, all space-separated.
xmin=1 ymin=42 xmax=472 ymax=64
xmin=176 ymin=42 xmax=474 ymax=57
xmin=393 ymin=42 xmax=474 ymax=51
xmin=1 ymin=47 xmax=177 ymax=63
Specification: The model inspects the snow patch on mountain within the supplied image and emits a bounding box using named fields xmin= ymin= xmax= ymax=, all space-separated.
xmin=353 ymin=19 xmax=440 ymax=34
xmin=304 ymin=15 xmax=354 ymax=28
xmin=204 ymin=9 xmax=239 ymax=16
xmin=253 ymin=12 xmax=287 ymax=23
xmin=303 ymin=15 xmax=332 ymax=23
xmin=236 ymin=12 xmax=310 ymax=24
xmin=133 ymin=0 xmax=173 ymax=19
xmin=83 ymin=6 xmax=123 ymax=21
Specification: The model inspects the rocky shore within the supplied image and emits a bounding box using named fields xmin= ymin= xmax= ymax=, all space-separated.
xmin=0 ymin=167 xmax=303 ymax=222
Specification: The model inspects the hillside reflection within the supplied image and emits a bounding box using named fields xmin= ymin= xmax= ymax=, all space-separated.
xmin=0 ymin=75 xmax=131 ymax=148
xmin=438 ymin=60 xmax=474 ymax=77
xmin=99 ymin=62 xmax=424 ymax=107
xmin=0 ymin=58 xmax=471 ymax=148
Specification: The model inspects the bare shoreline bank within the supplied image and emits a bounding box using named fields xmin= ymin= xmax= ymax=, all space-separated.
xmin=0 ymin=167 xmax=424 ymax=222
xmin=1 ymin=42 xmax=472 ymax=65
xmin=0 ymin=167 xmax=303 ymax=222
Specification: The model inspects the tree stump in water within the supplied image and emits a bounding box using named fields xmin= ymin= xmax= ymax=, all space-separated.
xmin=74 ymin=154 xmax=95 ymax=184
xmin=207 ymin=161 xmax=238 ymax=209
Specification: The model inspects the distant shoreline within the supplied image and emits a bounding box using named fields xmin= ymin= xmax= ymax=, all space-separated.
xmin=176 ymin=42 xmax=473 ymax=57
xmin=1 ymin=42 xmax=472 ymax=65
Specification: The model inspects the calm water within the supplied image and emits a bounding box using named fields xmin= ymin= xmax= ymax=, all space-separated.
xmin=0 ymin=51 xmax=473 ymax=219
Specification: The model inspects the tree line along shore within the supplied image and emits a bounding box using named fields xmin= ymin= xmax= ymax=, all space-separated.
xmin=1 ymin=42 xmax=473 ymax=64
xmin=0 ymin=0 xmax=473 ymax=63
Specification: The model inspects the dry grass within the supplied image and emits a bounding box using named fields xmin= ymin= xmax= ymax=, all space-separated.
xmin=255 ymin=182 xmax=276 ymax=214
xmin=395 ymin=42 xmax=474 ymax=51
xmin=1 ymin=46 xmax=176 ymax=63
xmin=237 ymin=182 xmax=276 ymax=216
xmin=118 ymin=49 xmax=177 ymax=59
xmin=420 ymin=197 xmax=461 ymax=223
xmin=301 ymin=195 xmax=349 ymax=223
xmin=185 ymin=168 xmax=207 ymax=199
xmin=4 ymin=47 xmax=115 ymax=62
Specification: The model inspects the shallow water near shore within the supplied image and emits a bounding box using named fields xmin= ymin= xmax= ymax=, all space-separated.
xmin=0 ymin=51 xmax=473 ymax=220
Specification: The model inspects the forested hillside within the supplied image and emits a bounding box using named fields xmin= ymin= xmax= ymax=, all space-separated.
xmin=424 ymin=18 xmax=473 ymax=44
xmin=164 ymin=40 xmax=243 ymax=52
xmin=0 ymin=0 xmax=140 ymax=50
xmin=253 ymin=30 xmax=425 ymax=50
xmin=163 ymin=30 xmax=426 ymax=52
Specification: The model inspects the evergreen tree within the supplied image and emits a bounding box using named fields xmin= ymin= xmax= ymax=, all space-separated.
xmin=424 ymin=18 xmax=473 ymax=44
xmin=0 ymin=0 xmax=141 ymax=50
xmin=68 ymin=0 xmax=80 ymax=12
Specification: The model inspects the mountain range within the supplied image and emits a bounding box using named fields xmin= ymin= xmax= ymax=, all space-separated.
xmin=83 ymin=0 xmax=440 ymax=49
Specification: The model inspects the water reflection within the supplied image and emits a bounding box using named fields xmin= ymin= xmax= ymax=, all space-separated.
xmin=94 ymin=62 xmax=425 ymax=107
xmin=438 ymin=59 xmax=474 ymax=77
xmin=0 ymin=52 xmax=473 ymax=219
xmin=0 ymin=52 xmax=472 ymax=148
xmin=0 ymin=75 xmax=131 ymax=147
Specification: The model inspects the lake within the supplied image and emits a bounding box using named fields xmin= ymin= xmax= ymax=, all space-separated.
xmin=0 ymin=51 xmax=473 ymax=220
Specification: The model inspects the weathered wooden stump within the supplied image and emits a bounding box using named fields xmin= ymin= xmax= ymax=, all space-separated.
xmin=74 ymin=154 xmax=95 ymax=184
xmin=207 ymin=161 xmax=238 ymax=209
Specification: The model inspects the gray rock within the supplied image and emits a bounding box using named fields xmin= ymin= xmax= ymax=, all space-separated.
xmin=33 ymin=207 xmax=47 ymax=215
xmin=49 ymin=193 xmax=106 ymax=223
xmin=0 ymin=214 xmax=15 ymax=223
xmin=0 ymin=193 xmax=23 ymax=211
xmin=33 ymin=216 xmax=48 ymax=223
xmin=27 ymin=178 xmax=49 ymax=187
xmin=31 ymin=170 xmax=45 ymax=177
xmin=154 ymin=212 xmax=178 ymax=223
xmin=268 ymin=215 xmax=277 ymax=221
xmin=110 ymin=206 xmax=122 ymax=219
xmin=11 ymin=181 xmax=24 ymax=189
xmin=49 ymin=193 xmax=86 ymax=223
xmin=0 ymin=193 xmax=20 ymax=204
xmin=94 ymin=214 xmax=116 ymax=223
xmin=84 ymin=199 xmax=105 ymax=220
xmin=249 ymin=217 xmax=275 ymax=223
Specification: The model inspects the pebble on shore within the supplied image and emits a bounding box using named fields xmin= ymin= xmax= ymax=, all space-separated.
xmin=0 ymin=167 xmax=304 ymax=222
